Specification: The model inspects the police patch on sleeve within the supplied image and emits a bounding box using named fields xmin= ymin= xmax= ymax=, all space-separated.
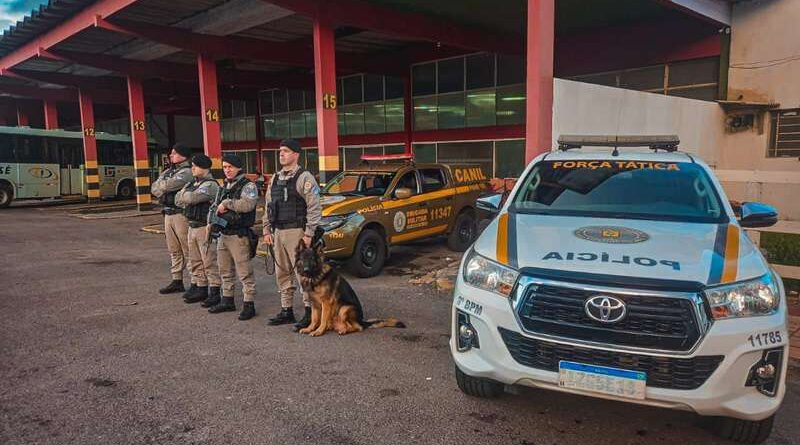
xmin=244 ymin=183 xmax=258 ymax=199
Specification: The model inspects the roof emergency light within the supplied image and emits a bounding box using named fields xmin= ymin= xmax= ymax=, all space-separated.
xmin=557 ymin=135 xmax=680 ymax=153
xmin=360 ymin=153 xmax=414 ymax=163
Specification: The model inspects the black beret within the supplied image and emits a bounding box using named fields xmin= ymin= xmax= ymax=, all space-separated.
xmin=172 ymin=143 xmax=192 ymax=159
xmin=191 ymin=154 xmax=212 ymax=169
xmin=280 ymin=138 xmax=302 ymax=153
xmin=222 ymin=153 xmax=243 ymax=168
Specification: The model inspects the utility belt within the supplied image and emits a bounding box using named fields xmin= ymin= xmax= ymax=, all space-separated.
xmin=162 ymin=207 xmax=182 ymax=216
xmin=273 ymin=221 xmax=306 ymax=230
xmin=221 ymin=227 xmax=253 ymax=237
xmin=188 ymin=221 xmax=206 ymax=229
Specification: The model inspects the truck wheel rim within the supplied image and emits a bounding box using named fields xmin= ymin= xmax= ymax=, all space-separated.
xmin=458 ymin=222 xmax=473 ymax=243
xmin=361 ymin=241 xmax=378 ymax=266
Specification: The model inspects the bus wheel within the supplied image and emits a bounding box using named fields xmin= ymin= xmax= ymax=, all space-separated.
xmin=117 ymin=180 xmax=135 ymax=200
xmin=0 ymin=182 xmax=13 ymax=208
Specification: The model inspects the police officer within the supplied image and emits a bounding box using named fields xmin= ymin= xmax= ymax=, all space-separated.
xmin=175 ymin=154 xmax=221 ymax=305
xmin=263 ymin=139 xmax=322 ymax=330
xmin=151 ymin=143 xmax=194 ymax=295
xmin=208 ymin=154 xmax=259 ymax=320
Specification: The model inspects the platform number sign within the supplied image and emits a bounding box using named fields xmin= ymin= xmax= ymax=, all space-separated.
xmin=133 ymin=120 xmax=146 ymax=131
xmin=322 ymin=93 xmax=337 ymax=110
xmin=205 ymin=109 xmax=219 ymax=122
xmin=83 ymin=127 xmax=95 ymax=137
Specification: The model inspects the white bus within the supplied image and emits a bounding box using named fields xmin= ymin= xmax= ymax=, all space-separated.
xmin=0 ymin=126 xmax=159 ymax=208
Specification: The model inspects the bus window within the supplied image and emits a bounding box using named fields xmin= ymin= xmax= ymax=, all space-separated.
xmin=99 ymin=141 xmax=134 ymax=166
xmin=0 ymin=133 xmax=15 ymax=162
xmin=14 ymin=136 xmax=45 ymax=164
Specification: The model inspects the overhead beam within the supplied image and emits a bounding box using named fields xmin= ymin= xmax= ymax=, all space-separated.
xmin=656 ymin=0 xmax=731 ymax=26
xmin=96 ymin=17 xmax=314 ymax=67
xmin=0 ymin=84 xmax=76 ymax=101
xmin=264 ymin=0 xmax=523 ymax=55
xmin=0 ymin=0 xmax=138 ymax=71
xmin=40 ymin=48 xmax=197 ymax=80
xmin=112 ymin=0 xmax=293 ymax=61
xmin=39 ymin=49 xmax=314 ymax=89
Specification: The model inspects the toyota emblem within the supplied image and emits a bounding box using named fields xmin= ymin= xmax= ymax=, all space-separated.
xmin=584 ymin=295 xmax=627 ymax=323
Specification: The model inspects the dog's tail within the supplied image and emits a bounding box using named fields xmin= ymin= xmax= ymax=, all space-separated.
xmin=362 ymin=318 xmax=406 ymax=329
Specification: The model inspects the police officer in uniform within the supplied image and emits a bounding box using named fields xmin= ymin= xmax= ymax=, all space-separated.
xmin=208 ymin=154 xmax=259 ymax=320
xmin=151 ymin=143 xmax=194 ymax=295
xmin=175 ymin=154 xmax=221 ymax=305
xmin=263 ymin=139 xmax=322 ymax=330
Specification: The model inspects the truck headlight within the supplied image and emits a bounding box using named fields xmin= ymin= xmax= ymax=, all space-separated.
xmin=705 ymin=273 xmax=780 ymax=319
xmin=320 ymin=213 xmax=354 ymax=232
xmin=462 ymin=249 xmax=519 ymax=297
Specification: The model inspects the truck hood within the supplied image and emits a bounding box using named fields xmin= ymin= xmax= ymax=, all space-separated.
xmin=321 ymin=194 xmax=383 ymax=217
xmin=473 ymin=212 xmax=767 ymax=286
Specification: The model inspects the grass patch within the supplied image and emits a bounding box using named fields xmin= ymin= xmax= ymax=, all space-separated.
xmin=760 ymin=232 xmax=800 ymax=267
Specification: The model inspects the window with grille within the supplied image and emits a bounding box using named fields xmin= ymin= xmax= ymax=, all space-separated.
xmin=768 ymin=109 xmax=800 ymax=158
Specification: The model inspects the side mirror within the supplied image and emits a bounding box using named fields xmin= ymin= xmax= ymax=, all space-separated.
xmin=476 ymin=193 xmax=503 ymax=215
xmin=394 ymin=187 xmax=413 ymax=200
xmin=738 ymin=202 xmax=778 ymax=228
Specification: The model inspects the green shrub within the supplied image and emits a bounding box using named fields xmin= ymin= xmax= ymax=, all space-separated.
xmin=760 ymin=232 xmax=800 ymax=267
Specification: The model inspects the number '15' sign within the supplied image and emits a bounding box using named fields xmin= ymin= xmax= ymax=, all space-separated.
xmin=322 ymin=93 xmax=337 ymax=110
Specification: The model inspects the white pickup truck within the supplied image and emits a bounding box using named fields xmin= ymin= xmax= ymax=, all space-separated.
xmin=451 ymin=136 xmax=787 ymax=444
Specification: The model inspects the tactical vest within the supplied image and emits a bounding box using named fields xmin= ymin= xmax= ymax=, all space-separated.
xmin=183 ymin=178 xmax=216 ymax=226
xmin=270 ymin=167 xmax=307 ymax=229
xmin=158 ymin=164 xmax=190 ymax=209
xmin=221 ymin=176 xmax=256 ymax=232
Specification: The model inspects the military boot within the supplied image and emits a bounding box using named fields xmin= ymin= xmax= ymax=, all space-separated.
xmin=292 ymin=306 xmax=313 ymax=332
xmin=184 ymin=286 xmax=209 ymax=304
xmin=208 ymin=296 xmax=236 ymax=314
xmin=238 ymin=302 xmax=256 ymax=321
xmin=266 ymin=308 xmax=295 ymax=326
xmin=181 ymin=283 xmax=198 ymax=300
xmin=201 ymin=286 xmax=221 ymax=308
xmin=159 ymin=279 xmax=185 ymax=294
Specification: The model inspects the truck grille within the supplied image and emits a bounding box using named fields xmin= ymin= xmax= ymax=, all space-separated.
xmin=517 ymin=284 xmax=702 ymax=352
xmin=499 ymin=328 xmax=723 ymax=390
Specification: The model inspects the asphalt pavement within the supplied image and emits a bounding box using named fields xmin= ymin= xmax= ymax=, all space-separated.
xmin=0 ymin=205 xmax=798 ymax=445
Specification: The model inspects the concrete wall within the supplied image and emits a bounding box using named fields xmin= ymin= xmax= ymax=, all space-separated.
xmin=720 ymin=0 xmax=800 ymax=219
xmin=552 ymin=78 xmax=800 ymax=220
xmin=553 ymin=79 xmax=726 ymax=165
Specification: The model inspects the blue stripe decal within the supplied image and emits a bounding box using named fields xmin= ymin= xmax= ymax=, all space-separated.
xmin=707 ymin=224 xmax=727 ymax=284
xmin=507 ymin=210 xmax=518 ymax=269
xmin=559 ymin=361 xmax=646 ymax=381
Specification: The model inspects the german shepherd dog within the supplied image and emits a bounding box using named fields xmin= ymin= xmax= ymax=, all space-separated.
xmin=294 ymin=240 xmax=405 ymax=336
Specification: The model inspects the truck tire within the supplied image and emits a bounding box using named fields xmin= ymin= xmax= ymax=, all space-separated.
xmin=117 ymin=179 xmax=135 ymax=200
xmin=455 ymin=365 xmax=503 ymax=398
xmin=347 ymin=229 xmax=386 ymax=278
xmin=0 ymin=182 xmax=13 ymax=208
xmin=447 ymin=210 xmax=477 ymax=252
xmin=714 ymin=415 xmax=774 ymax=444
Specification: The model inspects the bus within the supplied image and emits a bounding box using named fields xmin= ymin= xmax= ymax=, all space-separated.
xmin=0 ymin=126 xmax=161 ymax=208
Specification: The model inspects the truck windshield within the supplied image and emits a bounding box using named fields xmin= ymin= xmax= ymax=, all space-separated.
xmin=511 ymin=160 xmax=726 ymax=223
xmin=322 ymin=172 xmax=396 ymax=196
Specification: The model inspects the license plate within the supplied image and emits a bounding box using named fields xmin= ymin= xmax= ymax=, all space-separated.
xmin=558 ymin=361 xmax=646 ymax=400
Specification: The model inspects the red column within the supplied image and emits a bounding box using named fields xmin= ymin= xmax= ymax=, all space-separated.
xmin=197 ymin=54 xmax=222 ymax=178
xmin=16 ymin=105 xmax=28 ymax=127
xmin=525 ymin=0 xmax=555 ymax=161
xmin=127 ymin=76 xmax=152 ymax=210
xmin=313 ymin=17 xmax=340 ymax=183
xmin=43 ymin=99 xmax=59 ymax=130
xmin=403 ymin=75 xmax=413 ymax=156
xmin=78 ymin=90 xmax=100 ymax=202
